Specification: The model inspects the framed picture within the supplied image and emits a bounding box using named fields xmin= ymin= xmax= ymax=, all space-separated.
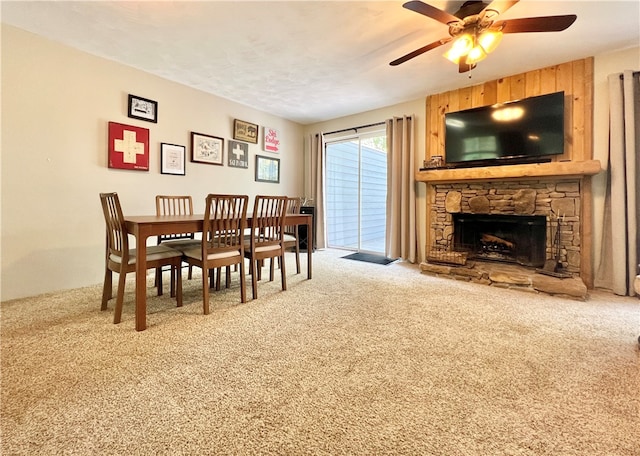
xmin=191 ymin=132 xmax=224 ymax=165
xmin=160 ymin=143 xmax=186 ymax=176
xmin=233 ymin=119 xmax=259 ymax=144
xmin=228 ymin=140 xmax=249 ymax=168
xmin=108 ymin=121 xmax=149 ymax=171
xmin=255 ymin=155 xmax=280 ymax=183
xmin=127 ymin=94 xmax=157 ymax=123
xmin=263 ymin=126 xmax=280 ymax=153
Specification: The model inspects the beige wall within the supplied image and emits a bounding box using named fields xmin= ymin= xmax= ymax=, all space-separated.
xmin=1 ymin=25 xmax=304 ymax=301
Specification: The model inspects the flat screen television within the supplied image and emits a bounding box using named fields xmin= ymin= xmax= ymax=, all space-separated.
xmin=444 ymin=91 xmax=565 ymax=168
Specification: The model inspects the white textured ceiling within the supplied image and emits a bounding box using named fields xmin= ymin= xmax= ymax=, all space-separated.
xmin=2 ymin=1 xmax=639 ymax=124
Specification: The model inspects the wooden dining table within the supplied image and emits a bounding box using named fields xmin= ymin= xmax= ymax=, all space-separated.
xmin=123 ymin=213 xmax=313 ymax=331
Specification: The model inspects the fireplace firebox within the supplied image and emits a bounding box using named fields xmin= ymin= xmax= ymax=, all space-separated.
xmin=453 ymin=214 xmax=547 ymax=267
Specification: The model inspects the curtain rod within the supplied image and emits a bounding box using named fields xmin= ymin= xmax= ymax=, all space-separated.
xmin=323 ymin=121 xmax=386 ymax=136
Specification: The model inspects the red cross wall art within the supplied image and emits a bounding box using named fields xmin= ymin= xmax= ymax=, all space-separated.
xmin=108 ymin=121 xmax=150 ymax=171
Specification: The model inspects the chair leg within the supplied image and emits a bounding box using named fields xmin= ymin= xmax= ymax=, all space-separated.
xmin=209 ymin=268 xmax=215 ymax=289
xmin=250 ymin=259 xmax=258 ymax=300
xmin=226 ymin=266 xmax=231 ymax=288
xmin=175 ymin=262 xmax=183 ymax=308
xmin=188 ymin=264 xmax=193 ymax=280
xmin=295 ymin=241 xmax=301 ymax=274
xmin=170 ymin=264 xmax=177 ymax=299
xmin=215 ymin=267 xmax=222 ymax=291
xmin=157 ymin=267 xmax=164 ymax=297
xmin=270 ymin=258 xmax=275 ymax=281
xmin=239 ymin=260 xmax=247 ymax=303
xmin=280 ymin=251 xmax=287 ymax=291
xmin=114 ymin=271 xmax=127 ymax=324
xmin=202 ymin=266 xmax=210 ymax=315
xmin=101 ymin=269 xmax=112 ymax=311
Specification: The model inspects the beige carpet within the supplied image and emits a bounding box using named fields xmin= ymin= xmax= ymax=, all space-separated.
xmin=1 ymin=249 xmax=639 ymax=455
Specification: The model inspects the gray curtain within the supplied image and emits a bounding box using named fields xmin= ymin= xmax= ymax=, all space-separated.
xmin=308 ymin=133 xmax=326 ymax=249
xmin=595 ymin=71 xmax=639 ymax=296
xmin=385 ymin=116 xmax=417 ymax=262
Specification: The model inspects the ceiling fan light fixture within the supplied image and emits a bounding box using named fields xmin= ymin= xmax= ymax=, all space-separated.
xmin=478 ymin=30 xmax=503 ymax=54
xmin=465 ymin=45 xmax=487 ymax=65
xmin=444 ymin=34 xmax=473 ymax=63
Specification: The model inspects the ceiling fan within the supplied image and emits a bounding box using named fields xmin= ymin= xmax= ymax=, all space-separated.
xmin=390 ymin=0 xmax=577 ymax=73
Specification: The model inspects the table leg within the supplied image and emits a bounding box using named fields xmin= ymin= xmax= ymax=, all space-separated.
xmin=307 ymin=218 xmax=313 ymax=279
xmin=134 ymin=225 xmax=150 ymax=331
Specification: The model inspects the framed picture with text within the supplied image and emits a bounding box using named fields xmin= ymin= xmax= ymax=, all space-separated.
xmin=255 ymin=155 xmax=280 ymax=183
xmin=160 ymin=143 xmax=186 ymax=175
xmin=263 ymin=126 xmax=280 ymax=153
xmin=233 ymin=119 xmax=259 ymax=144
xmin=228 ymin=140 xmax=249 ymax=168
xmin=191 ymin=132 xmax=224 ymax=165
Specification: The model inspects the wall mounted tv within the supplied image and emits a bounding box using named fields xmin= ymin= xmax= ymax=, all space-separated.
xmin=444 ymin=91 xmax=565 ymax=168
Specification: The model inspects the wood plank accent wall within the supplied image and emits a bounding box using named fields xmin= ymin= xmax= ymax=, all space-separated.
xmin=425 ymin=57 xmax=594 ymax=163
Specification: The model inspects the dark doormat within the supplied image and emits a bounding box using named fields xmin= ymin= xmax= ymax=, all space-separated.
xmin=342 ymin=252 xmax=397 ymax=265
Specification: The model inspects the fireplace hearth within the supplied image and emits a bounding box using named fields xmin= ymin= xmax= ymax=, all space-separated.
xmin=453 ymin=214 xmax=547 ymax=267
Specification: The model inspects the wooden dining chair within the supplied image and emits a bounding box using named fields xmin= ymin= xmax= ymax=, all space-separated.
xmin=282 ymin=196 xmax=302 ymax=274
xmin=99 ymin=192 xmax=183 ymax=324
xmin=182 ymin=194 xmax=248 ymax=314
xmin=155 ymin=195 xmax=200 ymax=287
xmin=244 ymin=195 xmax=288 ymax=300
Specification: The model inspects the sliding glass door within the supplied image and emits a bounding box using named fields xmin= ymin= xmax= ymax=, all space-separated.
xmin=325 ymin=131 xmax=387 ymax=254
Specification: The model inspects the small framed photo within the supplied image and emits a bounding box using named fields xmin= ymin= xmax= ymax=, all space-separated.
xmin=191 ymin=132 xmax=224 ymax=165
xmin=128 ymin=94 xmax=157 ymax=123
xmin=255 ymin=155 xmax=280 ymax=183
xmin=228 ymin=140 xmax=249 ymax=168
xmin=233 ymin=119 xmax=259 ymax=144
xmin=160 ymin=143 xmax=186 ymax=176
xmin=263 ymin=126 xmax=280 ymax=153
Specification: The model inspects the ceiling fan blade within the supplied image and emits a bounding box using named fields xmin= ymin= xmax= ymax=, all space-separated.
xmin=389 ymin=37 xmax=452 ymax=66
xmin=403 ymin=0 xmax=460 ymax=25
xmin=496 ymin=15 xmax=577 ymax=33
xmin=480 ymin=0 xmax=519 ymax=20
xmin=459 ymin=62 xmax=476 ymax=73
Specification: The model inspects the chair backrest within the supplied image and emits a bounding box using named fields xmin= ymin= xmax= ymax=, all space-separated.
xmin=203 ymin=194 xmax=248 ymax=256
xmin=155 ymin=195 xmax=195 ymax=242
xmin=99 ymin=192 xmax=128 ymax=259
xmin=284 ymin=196 xmax=302 ymax=236
xmin=249 ymin=195 xmax=288 ymax=250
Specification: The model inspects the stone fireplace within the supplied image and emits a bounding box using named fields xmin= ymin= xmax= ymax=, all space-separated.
xmin=429 ymin=178 xmax=582 ymax=274
xmin=415 ymin=159 xmax=604 ymax=299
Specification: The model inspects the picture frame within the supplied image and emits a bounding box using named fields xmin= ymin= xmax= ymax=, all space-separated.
xmin=255 ymin=155 xmax=280 ymax=183
xmin=127 ymin=94 xmax=157 ymax=123
xmin=263 ymin=126 xmax=281 ymax=153
xmin=160 ymin=143 xmax=186 ymax=176
xmin=108 ymin=121 xmax=149 ymax=171
xmin=233 ymin=119 xmax=259 ymax=144
xmin=191 ymin=132 xmax=224 ymax=165
xmin=228 ymin=140 xmax=249 ymax=168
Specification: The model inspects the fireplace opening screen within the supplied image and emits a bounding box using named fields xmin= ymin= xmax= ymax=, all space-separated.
xmin=453 ymin=214 xmax=547 ymax=267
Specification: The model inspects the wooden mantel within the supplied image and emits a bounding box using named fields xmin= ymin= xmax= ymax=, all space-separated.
xmin=416 ymin=160 xmax=602 ymax=184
